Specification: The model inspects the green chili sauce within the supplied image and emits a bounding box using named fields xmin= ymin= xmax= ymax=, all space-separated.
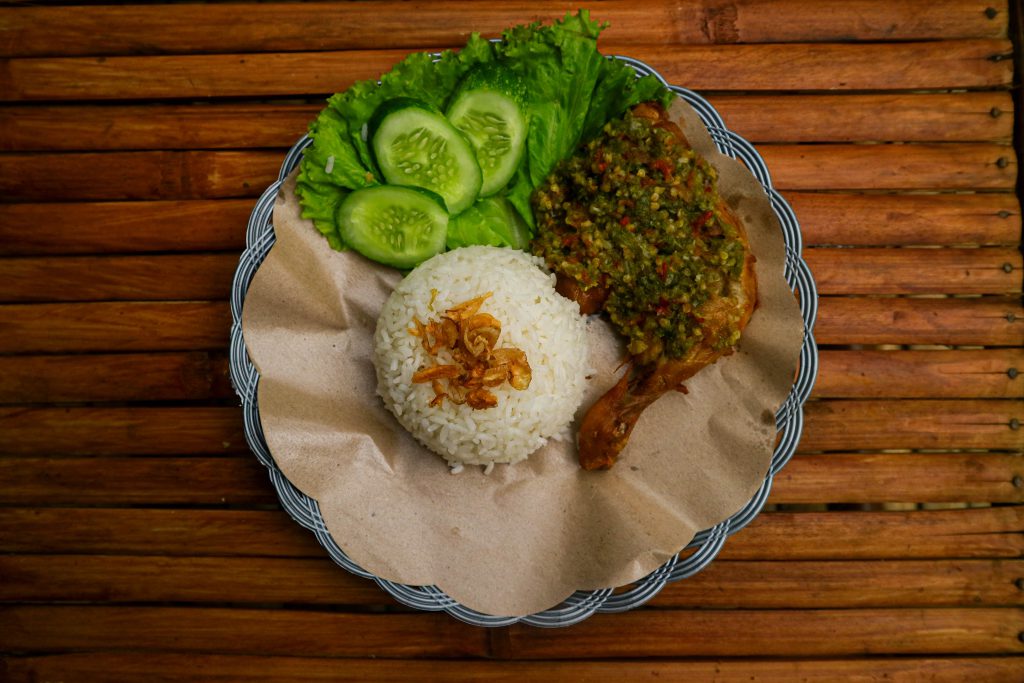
xmin=530 ymin=108 xmax=747 ymax=360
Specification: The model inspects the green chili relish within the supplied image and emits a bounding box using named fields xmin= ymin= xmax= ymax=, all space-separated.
xmin=530 ymin=106 xmax=748 ymax=360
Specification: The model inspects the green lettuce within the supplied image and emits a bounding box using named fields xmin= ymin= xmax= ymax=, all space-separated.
xmin=296 ymin=37 xmax=495 ymax=246
xmin=296 ymin=10 xmax=672 ymax=252
xmin=446 ymin=197 xmax=531 ymax=250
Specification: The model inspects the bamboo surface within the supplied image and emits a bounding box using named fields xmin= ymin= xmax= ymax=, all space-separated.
xmin=0 ymin=1 xmax=1022 ymax=681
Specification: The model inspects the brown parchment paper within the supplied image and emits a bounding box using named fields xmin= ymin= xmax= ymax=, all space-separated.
xmin=242 ymin=98 xmax=804 ymax=617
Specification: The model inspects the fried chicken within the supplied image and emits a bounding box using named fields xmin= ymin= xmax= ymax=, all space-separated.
xmin=531 ymin=102 xmax=758 ymax=470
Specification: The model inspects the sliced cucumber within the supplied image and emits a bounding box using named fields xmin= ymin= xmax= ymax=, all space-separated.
xmin=447 ymin=66 xmax=528 ymax=197
xmin=337 ymin=185 xmax=448 ymax=269
xmin=370 ymin=98 xmax=481 ymax=215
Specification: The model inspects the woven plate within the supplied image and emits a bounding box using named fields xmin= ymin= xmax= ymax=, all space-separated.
xmin=229 ymin=57 xmax=819 ymax=628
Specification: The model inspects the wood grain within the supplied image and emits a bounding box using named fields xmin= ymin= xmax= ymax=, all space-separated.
xmin=2 ymin=451 xmax=1018 ymax=505
xmin=776 ymin=192 xmax=1022 ymax=247
xmin=0 ymin=301 xmax=231 ymax=353
xmin=1 ymin=296 xmax=1018 ymax=355
xmin=815 ymin=349 xmax=1024 ymax=398
xmin=1 ymin=247 xmax=1018 ymax=303
xmin=710 ymin=92 xmax=1014 ymax=143
xmin=0 ymin=1 xmax=1007 ymax=58
xmin=0 ymin=41 xmax=1011 ymax=102
xmin=1 ymin=507 xmax=1019 ymax=560
xmin=0 ymin=399 xmax=1017 ymax=457
xmin=0 ymin=406 xmax=246 ymax=456
xmin=801 ymin=247 xmax=1022 ymax=295
xmin=775 ymin=453 xmax=1024 ymax=503
xmin=501 ymin=608 xmax=1024 ymax=657
xmin=3 ymin=605 xmax=1018 ymax=657
xmin=1 ymin=145 xmax=1015 ymax=204
xmin=0 ymin=457 xmax=273 ymax=506
xmin=0 ymin=151 xmax=283 ymax=202
xmin=758 ymin=143 xmax=1017 ymax=191
xmin=1 ymin=92 xmax=1012 ymax=153
xmin=1 ymin=348 xmax=1014 ymax=404
xmin=0 ymin=555 xmax=385 ymax=606
xmin=717 ymin=507 xmax=1024 ymax=560
xmin=4 ymin=654 xmax=1023 ymax=683
xmin=0 ymin=606 xmax=490 ymax=658
xmin=2 ymin=555 xmax=1018 ymax=609
xmin=0 ymin=200 xmax=251 ymax=256
xmin=2 ymin=193 xmax=1016 ymax=257
xmin=0 ymin=254 xmax=240 ymax=302
xmin=0 ymin=352 xmax=232 ymax=403
xmin=814 ymin=296 xmax=1023 ymax=346
xmin=0 ymin=102 xmax=320 ymax=152
xmin=649 ymin=559 xmax=1024 ymax=608
xmin=800 ymin=400 xmax=1022 ymax=452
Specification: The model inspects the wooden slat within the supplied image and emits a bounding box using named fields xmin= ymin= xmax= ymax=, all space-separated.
xmin=1 ymin=247 xmax=1019 ymax=304
xmin=1 ymin=452 xmax=1019 ymax=506
xmin=0 ymin=200 xmax=251 ymax=256
xmin=650 ymin=559 xmax=1024 ymax=609
xmin=0 ymin=606 xmax=490 ymax=658
xmin=0 ymin=103 xmax=320 ymax=152
xmin=0 ymin=151 xmax=283 ymax=202
xmin=3 ymin=297 xmax=1018 ymax=355
xmin=0 ymin=349 xmax=1015 ymax=405
xmin=0 ymin=1 xmax=1007 ymax=58
xmin=2 ymin=301 xmax=1015 ymax=382
xmin=0 ymin=41 xmax=1011 ymax=102
xmin=2 ymin=555 xmax=1018 ymax=609
xmin=787 ymin=192 xmax=1022 ymax=247
xmin=5 ymin=654 xmax=1023 ymax=683
xmin=1 ymin=193 xmax=1015 ymax=257
xmin=2 ymin=605 xmax=1019 ymax=657
xmin=0 ymin=508 xmax=322 ymax=558
xmin=814 ymin=296 xmax=1023 ymax=346
xmin=0 ymin=406 xmax=246 ymax=456
xmin=1 ymin=507 xmax=1019 ymax=560
xmin=0 ymin=555 xmax=385 ymax=606
xmin=0 ymin=301 xmax=231 ymax=353
xmin=502 ymin=608 xmax=1024 ymax=657
xmin=0 ymin=399 xmax=1017 ymax=457
xmin=719 ymin=507 xmax=1024 ymax=560
xmin=0 ymin=254 xmax=240 ymax=302
xmin=800 ymin=400 xmax=1022 ymax=452
xmin=0 ymin=352 xmax=232 ymax=403
xmin=2 ymin=93 xmax=1013 ymax=153
xmin=1 ymin=145 xmax=1015 ymax=204
xmin=759 ymin=143 xmax=1016 ymax=191
xmin=774 ymin=453 xmax=1024 ymax=503
xmin=803 ymin=247 xmax=1022 ymax=295
xmin=711 ymin=92 xmax=1014 ymax=143
xmin=0 ymin=457 xmax=272 ymax=505
xmin=815 ymin=349 xmax=1024 ymax=398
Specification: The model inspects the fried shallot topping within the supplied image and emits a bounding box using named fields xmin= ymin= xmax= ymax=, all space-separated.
xmin=409 ymin=292 xmax=532 ymax=410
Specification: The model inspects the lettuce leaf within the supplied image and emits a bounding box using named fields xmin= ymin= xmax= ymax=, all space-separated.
xmin=497 ymin=10 xmax=606 ymax=188
xmin=296 ymin=11 xmax=673 ymax=252
xmin=295 ymin=36 xmax=495 ymax=247
xmin=446 ymin=197 xmax=531 ymax=250
xmin=295 ymin=107 xmax=375 ymax=248
xmin=582 ymin=58 xmax=674 ymax=143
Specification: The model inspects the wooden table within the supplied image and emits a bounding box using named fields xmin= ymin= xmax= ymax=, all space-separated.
xmin=2 ymin=1 xmax=1023 ymax=680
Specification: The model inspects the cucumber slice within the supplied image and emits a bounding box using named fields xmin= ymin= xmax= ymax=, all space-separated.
xmin=337 ymin=185 xmax=448 ymax=269
xmin=370 ymin=98 xmax=482 ymax=215
xmin=447 ymin=67 xmax=528 ymax=197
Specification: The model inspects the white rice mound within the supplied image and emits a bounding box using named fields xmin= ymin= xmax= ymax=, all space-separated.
xmin=373 ymin=245 xmax=590 ymax=470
